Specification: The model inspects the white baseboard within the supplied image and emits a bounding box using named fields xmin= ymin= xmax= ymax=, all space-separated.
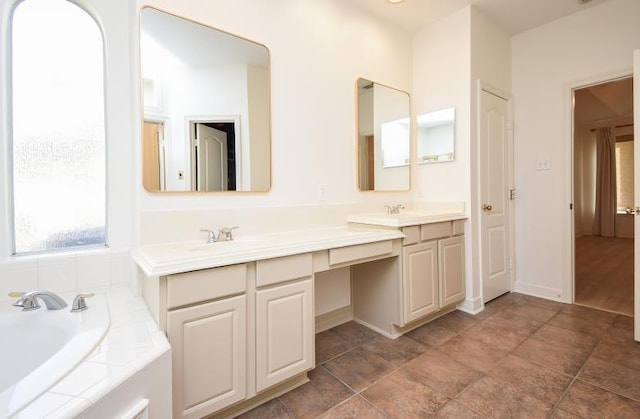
xmin=513 ymin=281 xmax=563 ymax=302
xmin=315 ymin=306 xmax=352 ymax=333
xmin=456 ymin=296 xmax=484 ymax=315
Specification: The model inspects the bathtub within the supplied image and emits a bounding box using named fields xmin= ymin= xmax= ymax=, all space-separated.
xmin=0 ymin=294 xmax=109 ymax=418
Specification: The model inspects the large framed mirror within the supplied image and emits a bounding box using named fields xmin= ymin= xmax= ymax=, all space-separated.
xmin=140 ymin=7 xmax=271 ymax=192
xmin=417 ymin=107 xmax=455 ymax=164
xmin=356 ymin=78 xmax=410 ymax=191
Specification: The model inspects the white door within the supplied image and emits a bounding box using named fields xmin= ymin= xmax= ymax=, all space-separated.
xmin=480 ymin=88 xmax=512 ymax=303
xmin=195 ymin=123 xmax=228 ymax=191
xmin=633 ymin=49 xmax=639 ymax=342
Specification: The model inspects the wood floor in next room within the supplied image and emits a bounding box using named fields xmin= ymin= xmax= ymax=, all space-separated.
xmin=237 ymin=292 xmax=640 ymax=418
xmin=575 ymin=235 xmax=634 ymax=317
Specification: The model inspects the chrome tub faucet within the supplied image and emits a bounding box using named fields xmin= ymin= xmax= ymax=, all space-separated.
xmin=10 ymin=290 xmax=68 ymax=311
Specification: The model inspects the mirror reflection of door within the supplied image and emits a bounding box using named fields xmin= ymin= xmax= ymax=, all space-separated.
xmin=358 ymin=135 xmax=374 ymax=190
xmin=143 ymin=121 xmax=166 ymax=191
xmin=192 ymin=122 xmax=237 ymax=191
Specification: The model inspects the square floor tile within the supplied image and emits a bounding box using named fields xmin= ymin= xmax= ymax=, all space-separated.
xmin=278 ymin=367 xmax=354 ymax=418
xmin=323 ymin=347 xmax=395 ymax=392
xmin=558 ymin=380 xmax=640 ymax=418
xmin=315 ymin=329 xmax=356 ymax=365
xmin=361 ymin=335 xmax=427 ymax=367
xmin=457 ymin=376 xmax=553 ymax=418
xmin=361 ymin=368 xmax=450 ymax=417
xmin=437 ymin=334 xmax=509 ymax=373
xmin=403 ymin=349 xmax=481 ymax=398
xmin=579 ymin=356 xmax=640 ymax=402
xmin=488 ymin=355 xmax=573 ymax=404
xmin=513 ymin=336 xmax=592 ymax=376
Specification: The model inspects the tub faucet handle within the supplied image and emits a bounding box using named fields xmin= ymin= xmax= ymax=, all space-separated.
xmin=71 ymin=292 xmax=95 ymax=312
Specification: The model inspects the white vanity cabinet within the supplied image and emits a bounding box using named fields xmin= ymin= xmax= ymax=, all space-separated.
xmin=399 ymin=220 xmax=465 ymax=326
xmin=164 ymin=264 xmax=248 ymax=419
xmin=438 ymin=235 xmax=465 ymax=306
xmin=167 ymin=295 xmax=246 ymax=419
xmin=145 ymin=254 xmax=316 ymax=418
xmin=255 ymin=254 xmax=314 ymax=393
xmin=402 ymin=241 xmax=439 ymax=322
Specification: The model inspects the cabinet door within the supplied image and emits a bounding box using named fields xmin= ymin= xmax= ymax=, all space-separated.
xmin=256 ymin=279 xmax=314 ymax=392
xmin=439 ymin=235 xmax=465 ymax=307
xmin=167 ymin=295 xmax=246 ymax=419
xmin=403 ymin=241 xmax=439 ymax=323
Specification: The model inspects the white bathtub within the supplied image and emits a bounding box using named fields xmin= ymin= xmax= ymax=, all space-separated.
xmin=0 ymin=294 xmax=109 ymax=418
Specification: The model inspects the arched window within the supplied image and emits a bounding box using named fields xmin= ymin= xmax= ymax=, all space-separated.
xmin=11 ymin=0 xmax=106 ymax=253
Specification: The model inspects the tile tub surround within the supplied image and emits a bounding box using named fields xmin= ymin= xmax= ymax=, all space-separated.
xmin=11 ymin=286 xmax=170 ymax=418
xmin=239 ymin=293 xmax=640 ymax=418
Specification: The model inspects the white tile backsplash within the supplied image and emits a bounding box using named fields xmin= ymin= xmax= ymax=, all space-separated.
xmin=38 ymin=255 xmax=78 ymax=293
xmin=0 ymin=249 xmax=135 ymax=303
xmin=77 ymin=252 xmax=111 ymax=290
xmin=0 ymin=259 xmax=38 ymax=302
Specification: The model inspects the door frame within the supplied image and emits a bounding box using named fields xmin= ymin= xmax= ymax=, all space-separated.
xmin=186 ymin=115 xmax=241 ymax=189
xmin=566 ymin=70 xmax=632 ymax=307
xmin=477 ymin=81 xmax=515 ymax=306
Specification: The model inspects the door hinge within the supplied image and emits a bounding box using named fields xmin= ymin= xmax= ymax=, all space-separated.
xmin=509 ymin=189 xmax=516 ymax=200
xmin=570 ymin=203 xmax=573 ymax=210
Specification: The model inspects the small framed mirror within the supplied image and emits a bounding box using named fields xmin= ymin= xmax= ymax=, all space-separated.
xmin=356 ymin=78 xmax=410 ymax=191
xmin=140 ymin=7 xmax=271 ymax=192
xmin=417 ymin=107 xmax=455 ymax=164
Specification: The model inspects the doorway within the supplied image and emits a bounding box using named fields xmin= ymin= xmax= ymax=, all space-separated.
xmin=573 ymin=76 xmax=634 ymax=316
xmin=189 ymin=119 xmax=238 ymax=191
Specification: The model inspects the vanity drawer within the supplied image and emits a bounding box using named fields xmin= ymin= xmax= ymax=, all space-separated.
xmin=421 ymin=222 xmax=452 ymax=241
xmin=167 ymin=264 xmax=247 ymax=309
xmin=329 ymin=240 xmax=394 ymax=265
xmin=453 ymin=220 xmax=465 ymax=236
xmin=256 ymin=253 xmax=313 ymax=287
xmin=402 ymin=226 xmax=420 ymax=246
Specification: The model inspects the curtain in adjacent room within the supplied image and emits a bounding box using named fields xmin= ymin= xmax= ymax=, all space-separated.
xmin=592 ymin=126 xmax=617 ymax=237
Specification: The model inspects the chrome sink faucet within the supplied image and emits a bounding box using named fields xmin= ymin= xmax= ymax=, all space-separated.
xmin=10 ymin=290 xmax=68 ymax=311
xmin=201 ymin=226 xmax=239 ymax=243
xmin=385 ymin=204 xmax=405 ymax=215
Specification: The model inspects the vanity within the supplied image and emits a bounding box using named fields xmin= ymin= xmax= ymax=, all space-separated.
xmin=134 ymin=209 xmax=466 ymax=419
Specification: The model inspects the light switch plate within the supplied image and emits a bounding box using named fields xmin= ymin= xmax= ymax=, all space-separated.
xmin=535 ymin=159 xmax=551 ymax=171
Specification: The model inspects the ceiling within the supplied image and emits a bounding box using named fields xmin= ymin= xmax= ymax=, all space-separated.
xmin=574 ymin=77 xmax=634 ymax=124
xmin=345 ymin=0 xmax=613 ymax=35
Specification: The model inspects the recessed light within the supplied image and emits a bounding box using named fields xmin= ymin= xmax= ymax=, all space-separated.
xmin=388 ymin=0 xmax=405 ymax=4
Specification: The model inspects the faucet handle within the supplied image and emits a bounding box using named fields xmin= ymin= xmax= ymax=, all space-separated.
xmin=217 ymin=226 xmax=238 ymax=241
xmin=71 ymin=292 xmax=95 ymax=312
xmin=200 ymin=228 xmax=217 ymax=243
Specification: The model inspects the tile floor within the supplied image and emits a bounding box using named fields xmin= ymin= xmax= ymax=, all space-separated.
xmin=237 ymin=292 xmax=640 ymax=418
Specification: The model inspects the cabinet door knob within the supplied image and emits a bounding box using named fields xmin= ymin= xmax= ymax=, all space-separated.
xmin=482 ymin=204 xmax=493 ymax=212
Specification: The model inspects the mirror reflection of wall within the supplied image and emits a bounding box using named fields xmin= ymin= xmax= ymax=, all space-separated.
xmin=140 ymin=7 xmax=271 ymax=192
xmin=356 ymin=78 xmax=410 ymax=191
xmin=417 ymin=107 xmax=455 ymax=164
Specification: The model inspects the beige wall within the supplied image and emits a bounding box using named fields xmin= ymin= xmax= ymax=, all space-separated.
xmin=512 ymin=0 xmax=640 ymax=301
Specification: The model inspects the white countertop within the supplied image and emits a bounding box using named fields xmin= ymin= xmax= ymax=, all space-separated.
xmin=346 ymin=210 xmax=467 ymax=228
xmin=133 ymin=225 xmax=405 ymax=277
